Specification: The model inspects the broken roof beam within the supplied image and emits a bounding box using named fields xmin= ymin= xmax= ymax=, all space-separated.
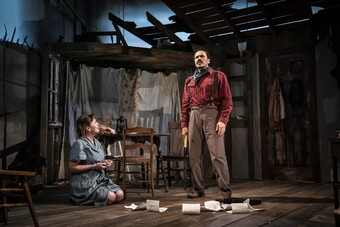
xmin=162 ymin=0 xmax=216 ymax=50
xmin=210 ymin=0 xmax=243 ymax=41
xmin=255 ymin=0 xmax=278 ymax=35
xmin=111 ymin=22 xmax=128 ymax=46
xmin=108 ymin=12 xmax=157 ymax=47
xmin=146 ymin=11 xmax=186 ymax=46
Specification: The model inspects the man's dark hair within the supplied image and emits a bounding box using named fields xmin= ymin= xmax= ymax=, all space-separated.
xmin=194 ymin=49 xmax=210 ymax=59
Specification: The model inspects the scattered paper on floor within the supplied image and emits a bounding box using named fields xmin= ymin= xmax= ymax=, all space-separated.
xmin=124 ymin=203 xmax=146 ymax=211
xmin=125 ymin=201 xmax=167 ymax=212
xmin=182 ymin=203 xmax=200 ymax=214
xmin=146 ymin=199 xmax=167 ymax=212
xmin=204 ymin=201 xmax=223 ymax=211
xmin=222 ymin=199 xmax=265 ymax=214
xmin=125 ymin=198 xmax=263 ymax=214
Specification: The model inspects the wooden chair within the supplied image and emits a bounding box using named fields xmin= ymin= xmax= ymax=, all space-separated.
xmin=138 ymin=107 xmax=168 ymax=191
xmin=157 ymin=121 xmax=191 ymax=189
xmin=0 ymin=170 xmax=39 ymax=227
xmin=121 ymin=127 xmax=155 ymax=198
xmin=330 ymin=137 xmax=340 ymax=226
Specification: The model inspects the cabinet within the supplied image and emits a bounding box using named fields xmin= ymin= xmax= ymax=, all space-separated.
xmin=224 ymin=51 xmax=253 ymax=179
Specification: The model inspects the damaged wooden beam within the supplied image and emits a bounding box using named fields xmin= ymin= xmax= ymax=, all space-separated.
xmin=210 ymin=0 xmax=243 ymax=42
xmin=162 ymin=0 xmax=216 ymax=51
xmin=112 ymin=22 xmax=128 ymax=46
xmin=255 ymin=0 xmax=278 ymax=36
xmin=108 ymin=12 xmax=157 ymax=47
xmin=146 ymin=11 xmax=186 ymax=46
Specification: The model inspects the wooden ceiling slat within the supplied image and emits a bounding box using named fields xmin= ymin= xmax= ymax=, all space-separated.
xmin=265 ymin=1 xmax=308 ymax=18
xmin=210 ymin=0 xmax=243 ymax=40
xmin=173 ymin=0 xmax=210 ymax=10
xmin=201 ymin=20 xmax=230 ymax=31
xmin=255 ymin=0 xmax=276 ymax=35
xmin=211 ymin=26 xmax=271 ymax=43
xmin=146 ymin=11 xmax=186 ymax=46
xmin=225 ymin=5 xmax=262 ymax=19
xmin=162 ymin=0 xmax=216 ymax=50
xmin=204 ymin=27 xmax=234 ymax=37
xmin=211 ymin=19 xmax=309 ymax=43
xmin=232 ymin=13 xmax=265 ymax=26
xmin=171 ymin=0 xmax=236 ymax=7
xmin=236 ymin=20 xmax=269 ymax=32
xmin=188 ymin=11 xmax=223 ymax=24
xmin=137 ymin=23 xmax=187 ymax=35
xmin=310 ymin=0 xmax=340 ymax=8
xmin=271 ymin=14 xmax=309 ymax=27
xmin=179 ymin=2 xmax=214 ymax=14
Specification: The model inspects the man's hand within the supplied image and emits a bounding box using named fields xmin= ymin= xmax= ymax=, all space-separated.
xmin=182 ymin=127 xmax=188 ymax=136
xmin=216 ymin=122 xmax=226 ymax=135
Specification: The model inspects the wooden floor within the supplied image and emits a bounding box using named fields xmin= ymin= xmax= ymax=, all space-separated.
xmin=3 ymin=179 xmax=335 ymax=227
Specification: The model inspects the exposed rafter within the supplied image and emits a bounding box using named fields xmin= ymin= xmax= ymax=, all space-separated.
xmin=108 ymin=12 xmax=157 ymax=47
xmin=146 ymin=11 xmax=186 ymax=46
xmin=111 ymin=22 xmax=128 ymax=46
xmin=210 ymin=0 xmax=243 ymax=41
xmin=162 ymin=0 xmax=216 ymax=50
xmin=255 ymin=0 xmax=278 ymax=36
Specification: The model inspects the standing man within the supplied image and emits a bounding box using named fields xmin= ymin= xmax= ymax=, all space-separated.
xmin=181 ymin=50 xmax=233 ymax=201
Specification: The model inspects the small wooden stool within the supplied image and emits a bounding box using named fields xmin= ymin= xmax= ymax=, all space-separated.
xmin=0 ymin=170 xmax=39 ymax=227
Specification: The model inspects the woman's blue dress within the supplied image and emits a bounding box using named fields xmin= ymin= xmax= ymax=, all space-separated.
xmin=69 ymin=137 xmax=121 ymax=206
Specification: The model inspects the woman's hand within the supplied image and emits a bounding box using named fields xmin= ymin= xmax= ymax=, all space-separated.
xmin=94 ymin=162 xmax=109 ymax=170
xmin=69 ymin=160 xmax=112 ymax=172
xmin=104 ymin=159 xmax=113 ymax=167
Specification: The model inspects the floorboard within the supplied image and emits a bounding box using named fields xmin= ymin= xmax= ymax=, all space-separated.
xmin=1 ymin=180 xmax=334 ymax=227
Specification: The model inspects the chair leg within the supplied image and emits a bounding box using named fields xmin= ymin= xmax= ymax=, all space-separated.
xmin=0 ymin=178 xmax=8 ymax=225
xmin=167 ymin=160 xmax=171 ymax=187
xmin=122 ymin=164 xmax=127 ymax=199
xmin=115 ymin=160 xmax=121 ymax=184
xmin=1 ymin=203 xmax=8 ymax=225
xmin=150 ymin=165 xmax=154 ymax=197
xmin=22 ymin=177 xmax=39 ymax=227
xmin=160 ymin=159 xmax=168 ymax=192
xmin=156 ymin=158 xmax=160 ymax=189
xmin=146 ymin=164 xmax=149 ymax=193
xmin=155 ymin=157 xmax=168 ymax=192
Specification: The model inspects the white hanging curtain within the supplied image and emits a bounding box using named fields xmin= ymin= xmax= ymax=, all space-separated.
xmin=58 ymin=63 xmax=182 ymax=180
xmin=59 ymin=63 xmax=125 ymax=179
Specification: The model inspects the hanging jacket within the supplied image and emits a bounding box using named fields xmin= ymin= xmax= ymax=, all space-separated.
xmin=268 ymin=78 xmax=285 ymax=130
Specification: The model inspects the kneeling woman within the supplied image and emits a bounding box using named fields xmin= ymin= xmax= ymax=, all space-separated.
xmin=69 ymin=114 xmax=124 ymax=206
